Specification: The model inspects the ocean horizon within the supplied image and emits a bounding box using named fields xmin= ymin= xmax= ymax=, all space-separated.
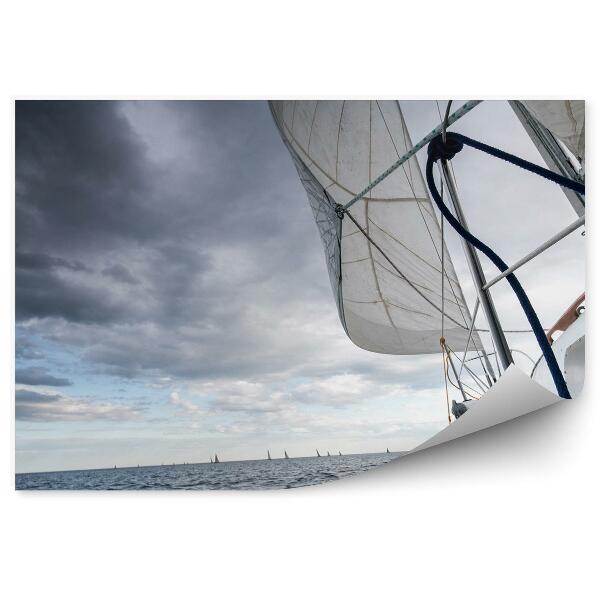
xmin=16 ymin=451 xmax=404 ymax=490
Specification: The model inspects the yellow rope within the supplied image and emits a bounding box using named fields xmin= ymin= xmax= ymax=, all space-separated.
xmin=440 ymin=337 xmax=452 ymax=424
xmin=441 ymin=338 xmax=481 ymax=401
xmin=440 ymin=336 xmax=481 ymax=423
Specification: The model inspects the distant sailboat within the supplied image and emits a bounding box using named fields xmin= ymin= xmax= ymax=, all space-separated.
xmin=267 ymin=450 xmax=272 ymax=460
xmin=338 ymin=451 xmax=342 ymax=456
xmin=316 ymin=449 xmax=321 ymax=457
xmin=327 ymin=451 xmax=331 ymax=457
xmin=214 ymin=454 xmax=220 ymax=464
xmin=284 ymin=450 xmax=289 ymax=459
xmin=209 ymin=456 xmax=213 ymax=464
xmin=386 ymin=448 xmax=390 ymax=453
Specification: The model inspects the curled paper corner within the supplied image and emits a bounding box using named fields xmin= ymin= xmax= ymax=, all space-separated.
xmin=409 ymin=365 xmax=563 ymax=455
xmin=14 ymin=100 xmax=584 ymax=490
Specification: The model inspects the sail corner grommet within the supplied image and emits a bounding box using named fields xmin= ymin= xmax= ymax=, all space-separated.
xmin=334 ymin=203 xmax=345 ymax=219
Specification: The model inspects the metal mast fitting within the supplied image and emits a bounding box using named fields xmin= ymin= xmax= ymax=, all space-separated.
xmin=440 ymin=160 xmax=514 ymax=371
xmin=343 ymin=100 xmax=482 ymax=211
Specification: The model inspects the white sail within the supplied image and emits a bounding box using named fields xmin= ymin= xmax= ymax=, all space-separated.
xmin=270 ymin=100 xmax=479 ymax=355
xmin=521 ymin=101 xmax=584 ymax=162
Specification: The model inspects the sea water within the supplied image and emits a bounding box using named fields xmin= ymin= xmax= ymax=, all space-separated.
xmin=15 ymin=452 xmax=402 ymax=490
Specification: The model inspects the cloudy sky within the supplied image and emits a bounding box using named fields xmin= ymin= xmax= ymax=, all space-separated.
xmin=14 ymin=100 xmax=584 ymax=473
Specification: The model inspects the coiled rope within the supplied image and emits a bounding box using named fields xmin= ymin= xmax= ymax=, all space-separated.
xmin=425 ymin=133 xmax=578 ymax=399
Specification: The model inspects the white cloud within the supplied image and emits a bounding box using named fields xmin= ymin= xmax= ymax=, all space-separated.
xmin=15 ymin=387 xmax=141 ymax=422
xmin=292 ymin=373 xmax=392 ymax=406
xmin=14 ymin=101 xmax=584 ymax=472
xmin=168 ymin=391 xmax=205 ymax=417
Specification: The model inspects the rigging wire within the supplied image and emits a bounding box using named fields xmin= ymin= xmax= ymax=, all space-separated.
xmin=339 ymin=208 xmax=470 ymax=331
xmin=425 ymin=133 xmax=574 ymax=398
xmin=343 ymin=101 xmax=482 ymax=211
xmin=437 ymin=160 xmax=484 ymax=404
xmin=435 ymin=100 xmax=496 ymax=385
xmin=447 ymin=371 xmax=481 ymax=400
xmin=443 ymin=338 xmax=488 ymax=395
xmin=441 ymin=341 xmax=481 ymax=400
xmin=441 ymin=343 xmax=452 ymax=424
xmin=438 ymin=158 xmax=453 ymax=423
xmin=509 ymin=348 xmax=538 ymax=367
xmin=438 ymin=102 xmax=541 ymax=397
xmin=447 ymin=345 xmax=490 ymax=393
xmin=465 ymin=349 xmax=537 ymax=367
xmin=442 ymin=100 xmax=452 ymax=143
xmin=435 ymin=100 xmax=493 ymax=401
xmin=393 ymin=101 xmax=471 ymax=330
xmin=489 ymin=334 xmax=502 ymax=375
xmin=441 ymin=173 xmax=445 ymax=339
xmin=434 ymin=159 xmax=496 ymax=383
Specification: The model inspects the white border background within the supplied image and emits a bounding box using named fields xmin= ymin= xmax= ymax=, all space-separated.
xmin=2 ymin=2 xmax=597 ymax=598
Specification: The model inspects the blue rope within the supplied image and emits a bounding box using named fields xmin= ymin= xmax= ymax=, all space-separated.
xmin=425 ymin=134 xmax=573 ymax=399
xmin=441 ymin=132 xmax=585 ymax=197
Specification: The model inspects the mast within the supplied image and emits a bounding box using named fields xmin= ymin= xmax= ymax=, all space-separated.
xmin=509 ymin=101 xmax=584 ymax=217
xmin=440 ymin=160 xmax=513 ymax=371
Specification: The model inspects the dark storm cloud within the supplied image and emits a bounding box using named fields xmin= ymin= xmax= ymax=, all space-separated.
xmin=15 ymin=100 xmax=332 ymax=383
xmin=16 ymin=264 xmax=135 ymax=324
xmin=16 ymin=100 xmax=445 ymax=407
xmin=16 ymin=245 xmax=143 ymax=325
xmin=15 ymin=366 xmax=72 ymax=387
xmin=101 ymin=264 xmax=139 ymax=285
xmin=16 ymin=101 xmax=159 ymax=324
xmin=16 ymin=389 xmax=62 ymax=404
xmin=16 ymin=101 xmax=161 ymax=250
xmin=16 ymin=250 xmax=88 ymax=272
